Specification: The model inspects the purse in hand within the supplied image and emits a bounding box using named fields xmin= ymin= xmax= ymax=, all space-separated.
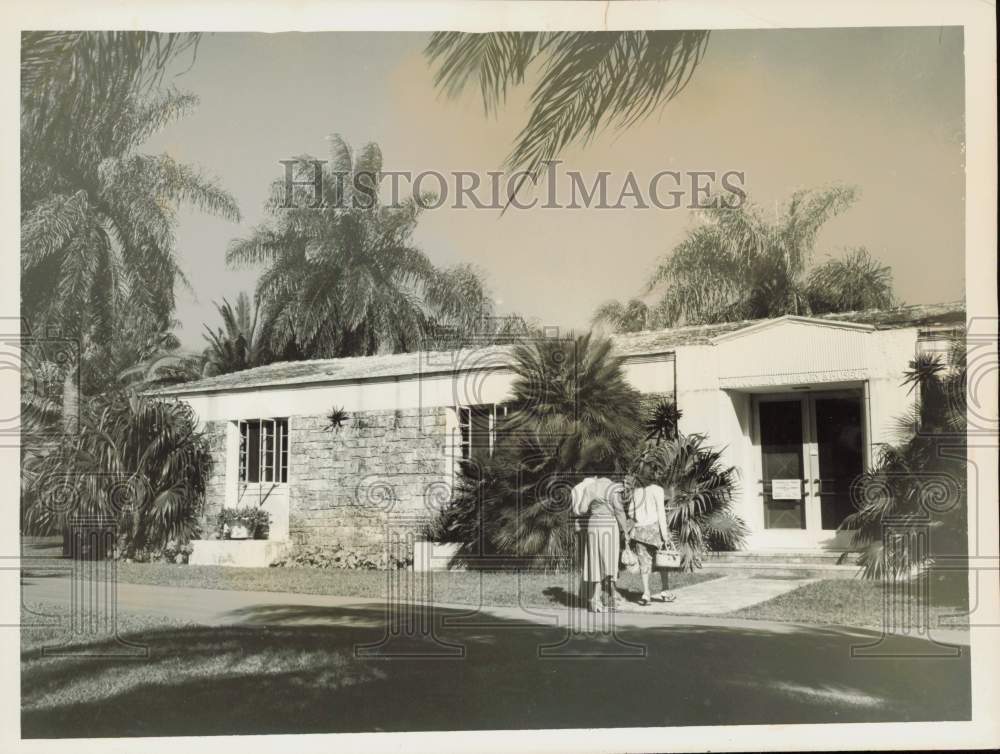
xmin=620 ymin=543 xmax=640 ymax=574
xmin=654 ymin=535 xmax=681 ymax=569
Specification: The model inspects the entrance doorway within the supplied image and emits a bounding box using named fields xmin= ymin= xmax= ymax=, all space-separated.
xmin=755 ymin=390 xmax=866 ymax=538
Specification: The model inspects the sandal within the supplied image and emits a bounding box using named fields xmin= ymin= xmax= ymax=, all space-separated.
xmin=589 ymin=601 xmax=605 ymax=613
xmin=638 ymin=594 xmax=651 ymax=607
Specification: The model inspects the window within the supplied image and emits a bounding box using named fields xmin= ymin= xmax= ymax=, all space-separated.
xmin=458 ymin=404 xmax=519 ymax=462
xmin=238 ymin=418 xmax=289 ymax=483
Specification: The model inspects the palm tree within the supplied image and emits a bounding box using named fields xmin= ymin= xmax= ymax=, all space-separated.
xmin=840 ymin=339 xmax=967 ymax=580
xmin=21 ymin=391 xmax=213 ymax=559
xmin=202 ymin=293 xmax=274 ymax=376
xmin=806 ymin=247 xmax=896 ymax=314
xmin=631 ymin=434 xmax=746 ymax=571
xmin=438 ymin=333 xmax=643 ymax=564
xmin=22 ymin=86 xmax=240 ymax=342
xmin=228 ymin=135 xmax=493 ymax=358
xmin=425 ymin=32 xmax=709 ymax=185
xmin=592 ymin=298 xmax=651 ymax=333
xmin=21 ymin=31 xmax=202 ymax=148
xmin=22 ymin=33 xmax=239 ymax=417
xmin=636 ymin=185 xmax=888 ymax=327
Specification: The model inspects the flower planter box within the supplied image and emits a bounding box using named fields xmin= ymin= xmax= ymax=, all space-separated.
xmin=227 ymin=524 xmax=251 ymax=540
xmin=189 ymin=540 xmax=291 ymax=568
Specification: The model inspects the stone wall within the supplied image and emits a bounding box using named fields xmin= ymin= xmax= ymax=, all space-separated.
xmin=288 ymin=407 xmax=449 ymax=555
xmin=199 ymin=408 xmax=450 ymax=555
xmin=200 ymin=419 xmax=229 ymax=535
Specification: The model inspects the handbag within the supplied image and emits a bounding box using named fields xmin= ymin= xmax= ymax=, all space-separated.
xmin=654 ymin=549 xmax=681 ymax=569
xmin=654 ymin=535 xmax=681 ymax=569
xmin=620 ymin=543 xmax=640 ymax=573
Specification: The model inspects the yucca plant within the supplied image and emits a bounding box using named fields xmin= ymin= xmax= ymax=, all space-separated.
xmin=631 ymin=434 xmax=746 ymax=571
xmin=439 ymin=333 xmax=643 ymax=565
xmin=839 ymin=337 xmax=967 ymax=580
xmin=644 ymin=399 xmax=683 ymax=444
xmin=21 ymin=391 xmax=212 ymax=559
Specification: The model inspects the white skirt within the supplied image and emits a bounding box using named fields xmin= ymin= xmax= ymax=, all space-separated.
xmin=577 ymin=517 xmax=620 ymax=582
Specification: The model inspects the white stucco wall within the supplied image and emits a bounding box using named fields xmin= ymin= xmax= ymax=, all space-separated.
xmin=169 ymin=319 xmax=930 ymax=553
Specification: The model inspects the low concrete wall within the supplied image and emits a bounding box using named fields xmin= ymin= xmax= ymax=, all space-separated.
xmin=190 ymin=540 xmax=291 ymax=568
xmin=412 ymin=541 xmax=462 ymax=572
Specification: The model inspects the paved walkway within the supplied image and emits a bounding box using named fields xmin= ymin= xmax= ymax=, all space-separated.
xmin=21 ymin=573 xmax=970 ymax=645
xmin=614 ymin=574 xmax=817 ymax=615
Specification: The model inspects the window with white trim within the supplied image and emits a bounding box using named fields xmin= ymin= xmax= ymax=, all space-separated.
xmin=238 ymin=418 xmax=289 ymax=483
xmin=457 ymin=404 xmax=519 ymax=462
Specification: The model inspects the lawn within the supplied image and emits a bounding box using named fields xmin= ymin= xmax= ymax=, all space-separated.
xmin=729 ymin=577 xmax=970 ymax=630
xmin=20 ymin=536 xmax=719 ymax=609
xmin=26 ymin=557 xmax=719 ymax=608
xmin=21 ymin=538 xmax=971 ymax=630
xmin=21 ymin=600 xmax=972 ymax=737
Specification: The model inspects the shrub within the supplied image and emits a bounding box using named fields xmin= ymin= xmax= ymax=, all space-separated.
xmin=840 ymin=338 xmax=967 ymax=580
xmin=21 ymin=391 xmax=212 ymax=560
xmin=437 ymin=333 xmax=643 ymax=565
xmin=630 ymin=434 xmax=747 ymax=571
xmin=271 ymin=543 xmax=410 ymax=570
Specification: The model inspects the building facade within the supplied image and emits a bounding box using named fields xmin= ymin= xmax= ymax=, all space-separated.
xmin=148 ymin=302 xmax=964 ymax=562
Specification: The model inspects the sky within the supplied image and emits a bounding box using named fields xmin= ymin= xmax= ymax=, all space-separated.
xmin=142 ymin=27 xmax=967 ymax=350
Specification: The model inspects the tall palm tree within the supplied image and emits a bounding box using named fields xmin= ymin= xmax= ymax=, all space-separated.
xmin=228 ymin=135 xmax=493 ymax=358
xmin=202 ymin=292 xmax=274 ymax=376
xmin=22 ymin=32 xmax=238 ymax=414
xmin=21 ymin=31 xmax=202 ymax=149
xmin=21 ymin=86 xmax=240 ymax=341
xmin=806 ymin=247 xmax=897 ymax=314
xmin=630 ymin=185 xmax=890 ymax=328
xmin=592 ymin=298 xmax=651 ymax=333
xmin=425 ymin=32 xmax=710 ymax=185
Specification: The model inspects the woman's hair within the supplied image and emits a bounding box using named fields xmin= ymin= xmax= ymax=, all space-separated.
xmin=629 ymin=463 xmax=656 ymax=488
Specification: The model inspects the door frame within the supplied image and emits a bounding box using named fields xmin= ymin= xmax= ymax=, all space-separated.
xmin=751 ymin=387 xmax=868 ymax=548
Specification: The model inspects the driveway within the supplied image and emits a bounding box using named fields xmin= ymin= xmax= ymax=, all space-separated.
xmin=21 ymin=575 xmax=972 ymax=737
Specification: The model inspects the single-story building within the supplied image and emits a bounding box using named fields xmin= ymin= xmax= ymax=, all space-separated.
xmin=146 ymin=301 xmax=964 ymax=565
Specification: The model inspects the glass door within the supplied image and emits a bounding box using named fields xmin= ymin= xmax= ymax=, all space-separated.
xmin=758 ymin=398 xmax=807 ymax=529
xmin=757 ymin=390 xmax=866 ymax=534
xmin=811 ymin=396 xmax=865 ymax=531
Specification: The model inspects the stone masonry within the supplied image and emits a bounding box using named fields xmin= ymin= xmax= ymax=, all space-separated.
xmin=288 ymin=407 xmax=449 ymax=554
xmin=198 ymin=408 xmax=450 ymax=556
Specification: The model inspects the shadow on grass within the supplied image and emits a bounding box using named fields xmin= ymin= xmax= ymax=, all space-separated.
xmin=22 ymin=600 xmax=971 ymax=738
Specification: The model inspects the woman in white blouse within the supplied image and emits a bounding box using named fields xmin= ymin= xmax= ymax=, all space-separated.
xmin=624 ymin=475 xmax=676 ymax=606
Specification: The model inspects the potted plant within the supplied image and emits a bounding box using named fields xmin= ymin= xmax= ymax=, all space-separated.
xmin=217 ymin=507 xmax=271 ymax=540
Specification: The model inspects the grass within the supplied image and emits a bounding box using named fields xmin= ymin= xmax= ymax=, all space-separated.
xmin=25 ymin=557 xmax=719 ymax=608
xmin=22 ymin=538 xmax=971 ymax=630
xmin=21 ymin=535 xmax=719 ymax=609
xmin=727 ymin=577 xmax=971 ymax=630
xmin=20 ymin=600 xmax=972 ymax=737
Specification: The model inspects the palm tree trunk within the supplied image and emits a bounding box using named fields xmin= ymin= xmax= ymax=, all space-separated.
xmin=62 ymin=362 xmax=78 ymax=434
xmin=60 ymin=362 xmax=78 ymax=557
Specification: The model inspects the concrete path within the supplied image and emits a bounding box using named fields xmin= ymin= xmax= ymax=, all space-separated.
xmin=21 ymin=573 xmax=970 ymax=645
xmin=615 ymin=574 xmax=816 ymax=615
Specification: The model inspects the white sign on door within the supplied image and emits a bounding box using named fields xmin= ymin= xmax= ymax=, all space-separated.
xmin=771 ymin=479 xmax=801 ymax=500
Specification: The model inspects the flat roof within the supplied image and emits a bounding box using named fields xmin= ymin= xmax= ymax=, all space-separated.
xmin=146 ymin=301 xmax=965 ymax=396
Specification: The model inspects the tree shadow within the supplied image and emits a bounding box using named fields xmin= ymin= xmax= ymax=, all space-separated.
xmin=21 ymin=601 xmax=972 ymax=738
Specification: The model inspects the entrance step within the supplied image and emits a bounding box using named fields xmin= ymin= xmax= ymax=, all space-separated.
xmin=701 ymin=551 xmax=860 ymax=580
